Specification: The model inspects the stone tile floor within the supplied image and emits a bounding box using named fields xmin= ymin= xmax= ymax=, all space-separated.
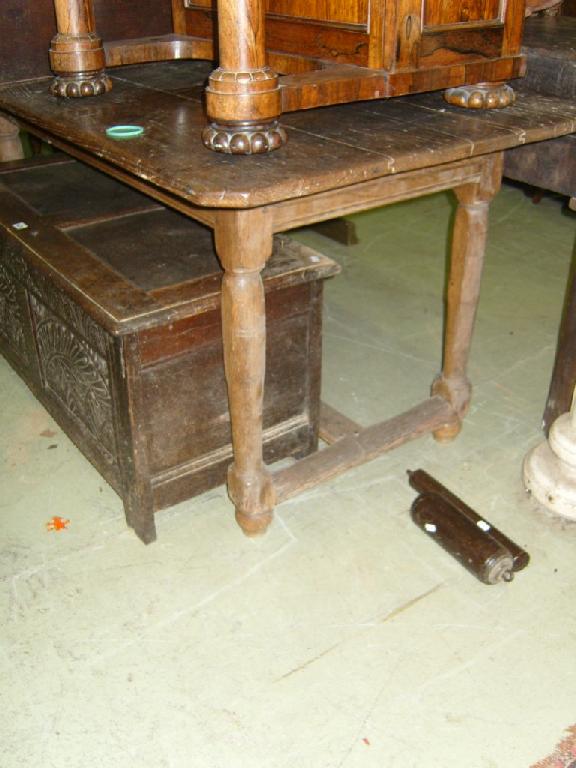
xmin=1 ymin=182 xmax=575 ymax=768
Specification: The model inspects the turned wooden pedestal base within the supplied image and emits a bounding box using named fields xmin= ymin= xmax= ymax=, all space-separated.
xmin=445 ymin=82 xmax=516 ymax=109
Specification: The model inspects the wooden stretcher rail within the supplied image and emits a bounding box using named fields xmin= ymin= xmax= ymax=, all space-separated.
xmin=273 ymin=396 xmax=458 ymax=503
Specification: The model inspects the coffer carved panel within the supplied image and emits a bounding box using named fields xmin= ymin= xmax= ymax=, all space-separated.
xmin=0 ymin=261 xmax=29 ymax=365
xmin=29 ymin=295 xmax=116 ymax=462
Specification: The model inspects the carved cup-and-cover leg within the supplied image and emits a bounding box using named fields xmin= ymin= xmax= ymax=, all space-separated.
xmin=203 ymin=0 xmax=286 ymax=154
xmin=432 ymin=153 xmax=503 ymax=442
xmin=49 ymin=0 xmax=112 ymax=98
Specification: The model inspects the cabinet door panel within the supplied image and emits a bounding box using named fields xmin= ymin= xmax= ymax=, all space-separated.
xmin=424 ymin=0 xmax=502 ymax=26
xmin=267 ymin=0 xmax=368 ymax=25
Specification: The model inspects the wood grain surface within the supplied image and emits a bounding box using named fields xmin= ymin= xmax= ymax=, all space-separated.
xmin=0 ymin=61 xmax=574 ymax=209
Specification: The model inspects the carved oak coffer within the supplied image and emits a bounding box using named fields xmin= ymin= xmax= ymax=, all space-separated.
xmin=0 ymin=156 xmax=339 ymax=543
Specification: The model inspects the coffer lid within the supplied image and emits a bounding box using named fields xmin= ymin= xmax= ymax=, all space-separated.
xmin=0 ymin=158 xmax=340 ymax=334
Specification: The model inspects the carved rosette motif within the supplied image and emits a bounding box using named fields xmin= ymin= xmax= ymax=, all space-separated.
xmin=0 ymin=262 xmax=28 ymax=364
xmin=50 ymin=72 xmax=112 ymax=99
xmin=444 ymin=83 xmax=516 ymax=110
xmin=202 ymin=121 xmax=287 ymax=155
xmin=2 ymin=234 xmax=109 ymax=358
xmin=29 ymin=295 xmax=115 ymax=461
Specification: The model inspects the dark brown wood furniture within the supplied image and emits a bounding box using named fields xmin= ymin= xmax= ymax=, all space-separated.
xmin=543 ymin=253 xmax=576 ymax=436
xmin=0 ymin=61 xmax=574 ymax=541
xmin=504 ymin=17 xmax=576 ymax=208
xmin=1 ymin=0 xmax=527 ymax=155
xmin=0 ymin=155 xmax=338 ymax=543
xmin=501 ymin=17 xmax=576 ymax=434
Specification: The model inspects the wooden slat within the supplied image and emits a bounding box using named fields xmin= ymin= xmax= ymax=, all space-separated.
xmin=273 ymin=396 xmax=458 ymax=503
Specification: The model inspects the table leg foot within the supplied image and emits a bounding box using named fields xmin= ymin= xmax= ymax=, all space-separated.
xmin=228 ymin=463 xmax=276 ymax=536
xmin=431 ymin=374 xmax=471 ymax=442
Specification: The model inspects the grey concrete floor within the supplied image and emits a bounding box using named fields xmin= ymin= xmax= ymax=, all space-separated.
xmin=1 ymin=182 xmax=575 ymax=768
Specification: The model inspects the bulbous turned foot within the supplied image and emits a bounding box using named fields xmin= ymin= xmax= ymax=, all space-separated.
xmin=202 ymin=121 xmax=287 ymax=155
xmin=50 ymin=71 xmax=112 ymax=98
xmin=444 ymin=82 xmax=516 ymax=110
xmin=235 ymin=509 xmax=274 ymax=537
xmin=431 ymin=374 xmax=471 ymax=442
xmin=227 ymin=463 xmax=276 ymax=535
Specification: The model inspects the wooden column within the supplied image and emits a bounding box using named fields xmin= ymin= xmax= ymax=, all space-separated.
xmin=49 ymin=0 xmax=111 ymax=98
xmin=203 ymin=0 xmax=286 ymax=154
xmin=214 ymin=209 xmax=276 ymax=534
xmin=432 ymin=153 xmax=503 ymax=441
xmin=0 ymin=115 xmax=24 ymax=162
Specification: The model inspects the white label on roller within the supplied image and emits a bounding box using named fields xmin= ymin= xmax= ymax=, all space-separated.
xmin=477 ymin=520 xmax=491 ymax=532
xmin=424 ymin=523 xmax=437 ymax=533
xmin=12 ymin=222 xmax=28 ymax=230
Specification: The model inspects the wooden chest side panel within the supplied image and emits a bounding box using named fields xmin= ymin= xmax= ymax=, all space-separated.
xmin=28 ymin=293 xmax=117 ymax=463
xmin=504 ymin=135 xmax=576 ymax=198
xmin=140 ymin=284 xmax=316 ymax=475
xmin=0 ymin=226 xmax=124 ymax=492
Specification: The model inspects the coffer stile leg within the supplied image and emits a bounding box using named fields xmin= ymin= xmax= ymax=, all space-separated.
xmin=215 ymin=210 xmax=276 ymax=535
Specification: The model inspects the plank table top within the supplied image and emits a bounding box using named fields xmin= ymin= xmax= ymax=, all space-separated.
xmin=0 ymin=61 xmax=575 ymax=209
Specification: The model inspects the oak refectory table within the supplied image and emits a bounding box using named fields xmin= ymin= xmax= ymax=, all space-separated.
xmin=0 ymin=61 xmax=574 ymax=543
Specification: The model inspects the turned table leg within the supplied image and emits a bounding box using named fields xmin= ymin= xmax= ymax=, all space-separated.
xmin=433 ymin=154 xmax=503 ymax=441
xmin=215 ymin=210 xmax=276 ymax=534
xmin=0 ymin=115 xmax=24 ymax=162
xmin=203 ymin=0 xmax=285 ymax=154
xmin=49 ymin=0 xmax=111 ymax=98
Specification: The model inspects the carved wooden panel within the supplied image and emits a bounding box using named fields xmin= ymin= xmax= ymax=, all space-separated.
xmin=29 ymin=295 xmax=116 ymax=462
xmin=0 ymin=260 xmax=29 ymax=365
